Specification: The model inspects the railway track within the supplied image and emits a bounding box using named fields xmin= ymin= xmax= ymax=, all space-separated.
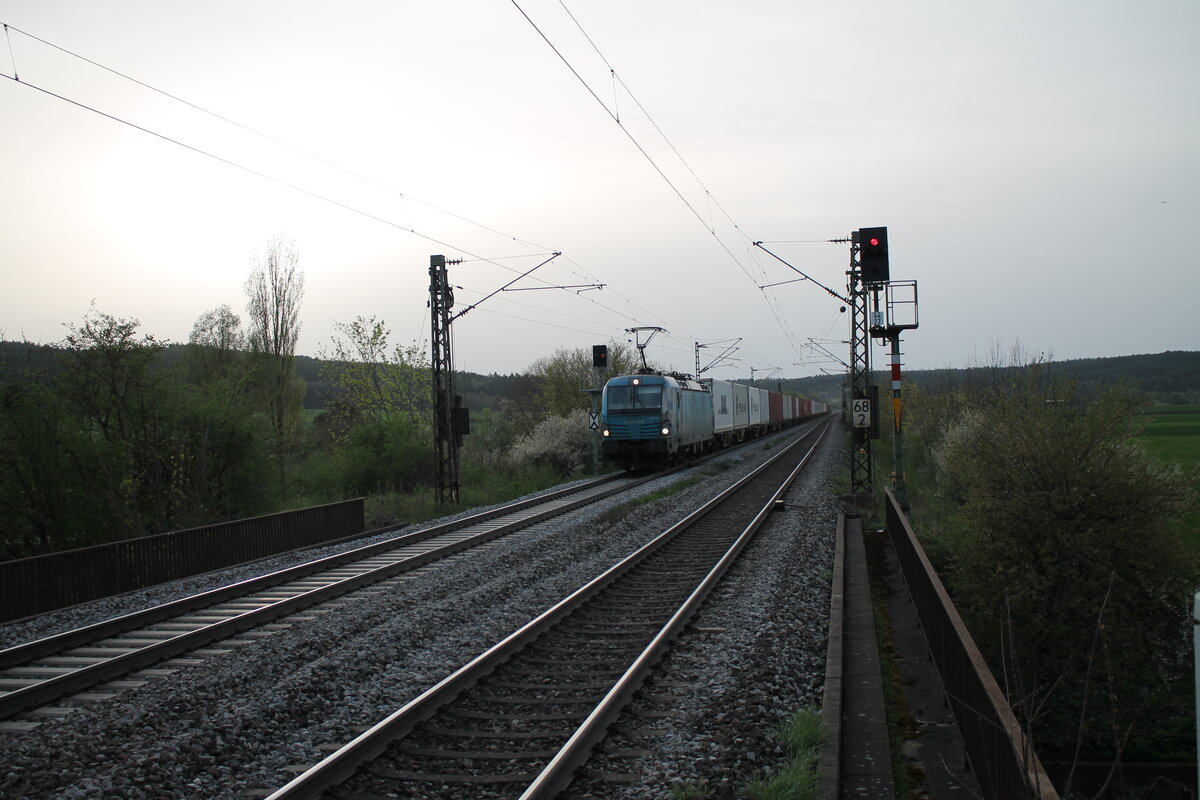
xmin=0 ymin=469 xmax=673 ymax=727
xmin=267 ymin=417 xmax=831 ymax=800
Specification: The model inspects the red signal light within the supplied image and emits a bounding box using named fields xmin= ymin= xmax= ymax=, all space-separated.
xmin=858 ymin=226 xmax=889 ymax=283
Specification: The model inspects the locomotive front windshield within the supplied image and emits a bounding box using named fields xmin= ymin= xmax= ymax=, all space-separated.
xmin=606 ymin=385 xmax=664 ymax=412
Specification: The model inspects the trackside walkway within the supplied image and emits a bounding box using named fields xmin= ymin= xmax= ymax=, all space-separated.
xmin=819 ymin=514 xmax=896 ymax=798
xmin=819 ymin=511 xmax=984 ymax=800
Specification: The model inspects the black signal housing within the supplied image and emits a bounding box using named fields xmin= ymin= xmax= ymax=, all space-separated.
xmin=859 ymin=226 xmax=890 ymax=284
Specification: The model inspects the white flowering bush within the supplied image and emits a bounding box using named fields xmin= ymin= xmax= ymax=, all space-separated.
xmin=508 ymin=410 xmax=592 ymax=476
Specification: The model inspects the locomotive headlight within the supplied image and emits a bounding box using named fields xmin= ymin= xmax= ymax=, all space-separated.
xmin=602 ymin=427 xmax=610 ymax=437
xmin=661 ymin=423 xmax=671 ymax=436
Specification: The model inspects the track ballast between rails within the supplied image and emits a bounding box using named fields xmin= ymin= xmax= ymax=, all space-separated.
xmin=268 ymin=417 xmax=832 ymax=800
xmin=0 ymin=469 xmax=668 ymax=724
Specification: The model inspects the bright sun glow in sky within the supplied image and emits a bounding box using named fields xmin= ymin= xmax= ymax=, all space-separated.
xmin=2 ymin=1 xmax=1197 ymax=378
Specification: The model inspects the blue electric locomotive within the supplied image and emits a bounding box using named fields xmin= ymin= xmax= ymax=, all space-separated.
xmin=600 ymin=373 xmax=713 ymax=466
xmin=600 ymin=371 xmax=828 ymax=469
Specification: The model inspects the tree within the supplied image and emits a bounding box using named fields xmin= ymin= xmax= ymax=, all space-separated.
xmin=0 ymin=307 xmax=281 ymax=556
xmin=53 ymin=308 xmax=179 ymax=535
xmin=59 ymin=307 xmax=166 ymax=446
xmin=0 ymin=378 xmax=120 ymax=556
xmin=63 ymin=309 xmax=273 ymax=537
xmin=186 ymin=304 xmax=245 ymax=383
xmin=245 ymin=238 xmax=306 ymax=458
xmin=319 ymin=316 xmax=430 ymax=431
xmin=300 ymin=316 xmax=437 ymax=499
xmin=527 ymin=340 xmax=641 ymax=417
xmin=496 ymin=373 xmax=548 ymax=447
xmin=928 ymin=366 xmax=1198 ymax=760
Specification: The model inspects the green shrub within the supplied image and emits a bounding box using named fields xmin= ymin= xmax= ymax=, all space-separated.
xmin=298 ymin=416 xmax=434 ymax=500
xmin=925 ymin=369 xmax=1198 ymax=760
xmin=508 ymin=410 xmax=591 ymax=477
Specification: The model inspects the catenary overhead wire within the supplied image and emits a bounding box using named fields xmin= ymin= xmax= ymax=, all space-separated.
xmin=473 ymin=305 xmax=614 ymax=340
xmin=0 ymin=28 xmax=643 ymax=332
xmin=548 ymin=253 xmax=681 ymax=330
xmin=456 ymin=287 xmax=618 ymax=331
xmin=0 ymin=22 xmax=559 ymax=260
xmin=3 ymin=24 xmax=17 ymax=79
xmin=0 ymin=21 xmax=699 ymax=340
xmin=0 ymin=65 xmax=688 ymax=362
xmin=464 ymin=283 xmax=700 ymax=365
xmin=1 ymin=73 xmax=476 ymax=258
xmin=558 ymin=1 xmax=753 ymax=252
xmin=1 ymin=57 xmax=675 ymax=353
xmin=515 ymin=2 xmax=806 ymax=366
xmin=564 ymin=0 xmax=791 ymax=303
xmin=460 ymin=247 xmax=689 ymax=343
xmin=510 ymin=0 xmax=761 ymax=287
xmin=4 ymin=20 xmax=788 ymax=375
xmin=0 ymin=22 xmax=610 ymax=297
xmin=555 ymin=2 xmax=846 ymax=374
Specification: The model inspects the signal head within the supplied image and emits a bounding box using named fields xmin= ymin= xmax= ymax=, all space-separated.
xmin=858 ymin=226 xmax=890 ymax=283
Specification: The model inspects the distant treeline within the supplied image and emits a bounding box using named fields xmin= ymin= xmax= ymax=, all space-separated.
xmin=4 ymin=342 xmax=1195 ymax=411
xmin=776 ymin=350 xmax=1200 ymax=405
xmin=0 ymin=341 xmax=522 ymax=414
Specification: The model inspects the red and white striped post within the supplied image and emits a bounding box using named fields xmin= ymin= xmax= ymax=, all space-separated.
xmin=889 ymin=334 xmax=910 ymax=514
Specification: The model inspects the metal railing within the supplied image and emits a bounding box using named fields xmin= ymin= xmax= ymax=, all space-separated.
xmin=0 ymin=499 xmax=365 ymax=623
xmin=884 ymin=488 xmax=1060 ymax=800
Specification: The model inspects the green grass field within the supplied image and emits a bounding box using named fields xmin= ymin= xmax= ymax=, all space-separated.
xmin=1140 ymin=406 xmax=1200 ymax=466
xmin=1140 ymin=406 xmax=1200 ymax=549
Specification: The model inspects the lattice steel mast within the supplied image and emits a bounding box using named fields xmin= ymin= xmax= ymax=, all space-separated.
xmin=429 ymin=254 xmax=462 ymax=505
xmin=428 ymin=251 xmax=569 ymax=505
xmin=848 ymin=233 xmax=873 ymax=494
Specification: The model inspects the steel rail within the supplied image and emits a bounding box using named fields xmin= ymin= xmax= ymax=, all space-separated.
xmin=2 ymin=417 xmax=814 ymax=670
xmin=264 ymin=417 xmax=831 ymax=800
xmin=521 ymin=419 xmax=828 ymax=798
xmin=0 ymin=473 xmax=623 ymax=668
xmin=0 ymin=471 xmax=655 ymax=721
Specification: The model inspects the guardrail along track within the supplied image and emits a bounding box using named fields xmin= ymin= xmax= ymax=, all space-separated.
xmin=0 ymin=472 xmax=663 ymax=726
xmin=270 ymin=418 xmax=831 ymax=800
xmin=0 ymin=499 xmax=366 ymax=624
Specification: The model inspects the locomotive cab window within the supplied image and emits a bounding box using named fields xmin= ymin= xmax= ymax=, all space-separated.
xmin=606 ymin=385 xmax=663 ymax=412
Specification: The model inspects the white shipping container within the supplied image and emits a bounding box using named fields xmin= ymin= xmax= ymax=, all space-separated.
xmin=754 ymin=387 xmax=770 ymax=425
xmin=709 ymin=379 xmax=736 ymax=433
xmin=732 ymin=382 xmax=750 ymax=430
xmin=747 ymin=387 xmax=760 ymax=425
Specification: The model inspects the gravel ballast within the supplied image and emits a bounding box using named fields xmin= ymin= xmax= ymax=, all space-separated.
xmin=0 ymin=422 xmax=841 ymax=799
xmin=567 ymin=427 xmax=840 ymax=799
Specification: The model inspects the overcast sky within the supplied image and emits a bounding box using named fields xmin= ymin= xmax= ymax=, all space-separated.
xmin=2 ymin=1 xmax=1196 ymax=379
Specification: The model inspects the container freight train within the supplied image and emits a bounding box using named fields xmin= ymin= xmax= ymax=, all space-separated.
xmin=600 ymin=372 xmax=827 ymax=468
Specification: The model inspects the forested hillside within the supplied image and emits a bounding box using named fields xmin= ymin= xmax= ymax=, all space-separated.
xmin=6 ymin=341 xmax=1195 ymax=412
xmin=0 ymin=341 xmax=523 ymax=413
xmin=778 ymin=350 xmax=1200 ymax=405
xmin=0 ymin=327 xmax=635 ymax=559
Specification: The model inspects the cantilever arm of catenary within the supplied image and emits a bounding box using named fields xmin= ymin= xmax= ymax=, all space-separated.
xmin=450 ymin=252 xmax=562 ymax=322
